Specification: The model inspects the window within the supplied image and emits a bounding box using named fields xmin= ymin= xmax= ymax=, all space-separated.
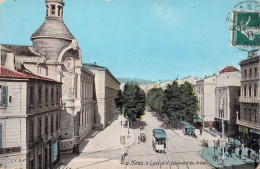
xmin=244 ymin=86 xmax=247 ymax=96
xmin=45 ymin=118 xmax=48 ymax=136
xmin=56 ymin=87 xmax=59 ymax=103
xmin=51 ymin=5 xmax=55 ymax=15
xmin=254 ymin=84 xmax=257 ymax=97
xmin=51 ymin=88 xmax=54 ymax=103
xmin=38 ymin=154 xmax=42 ymax=169
xmin=39 ymin=119 xmax=42 ymax=138
xmin=244 ymin=69 xmax=247 ymax=77
xmin=38 ymin=86 xmax=42 ymax=104
xmin=30 ymin=86 xmax=34 ymax=105
xmin=30 ymin=119 xmax=34 ymax=142
xmin=249 ymin=85 xmax=252 ymax=97
xmin=30 ymin=159 xmax=34 ymax=169
xmin=0 ymin=85 xmax=8 ymax=108
xmin=51 ymin=116 xmax=53 ymax=133
xmin=45 ymin=87 xmax=48 ymax=104
xmin=56 ymin=114 xmax=59 ymax=130
xmin=255 ymin=67 xmax=257 ymax=76
xmin=249 ymin=68 xmax=252 ymax=77
xmin=58 ymin=5 xmax=61 ymax=16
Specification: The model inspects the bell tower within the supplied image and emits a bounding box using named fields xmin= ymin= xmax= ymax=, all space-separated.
xmin=45 ymin=0 xmax=64 ymax=20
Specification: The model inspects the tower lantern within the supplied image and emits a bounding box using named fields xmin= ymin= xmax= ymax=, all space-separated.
xmin=46 ymin=0 xmax=65 ymax=20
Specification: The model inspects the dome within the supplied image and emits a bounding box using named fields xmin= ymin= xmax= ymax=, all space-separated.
xmin=46 ymin=0 xmax=64 ymax=4
xmin=219 ymin=66 xmax=239 ymax=74
xmin=31 ymin=19 xmax=75 ymax=40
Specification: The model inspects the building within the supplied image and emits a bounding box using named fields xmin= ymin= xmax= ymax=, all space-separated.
xmin=238 ymin=49 xmax=260 ymax=152
xmin=83 ymin=63 xmax=120 ymax=129
xmin=0 ymin=60 xmax=62 ymax=169
xmin=215 ymin=66 xmax=241 ymax=137
xmin=194 ymin=75 xmax=216 ymax=128
xmin=0 ymin=0 xmax=96 ymax=153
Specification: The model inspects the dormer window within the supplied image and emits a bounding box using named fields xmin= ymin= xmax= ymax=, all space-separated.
xmin=51 ymin=5 xmax=56 ymax=15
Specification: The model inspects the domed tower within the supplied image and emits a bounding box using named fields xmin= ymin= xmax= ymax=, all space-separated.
xmin=31 ymin=0 xmax=80 ymax=62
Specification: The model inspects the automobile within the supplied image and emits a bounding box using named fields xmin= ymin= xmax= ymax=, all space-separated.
xmin=139 ymin=133 xmax=146 ymax=143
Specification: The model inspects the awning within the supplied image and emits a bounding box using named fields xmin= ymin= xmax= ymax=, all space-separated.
xmin=249 ymin=128 xmax=260 ymax=135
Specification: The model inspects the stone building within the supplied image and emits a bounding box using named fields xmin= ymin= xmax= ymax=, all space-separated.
xmin=0 ymin=0 xmax=96 ymax=153
xmin=0 ymin=60 xmax=62 ymax=169
xmin=215 ymin=66 xmax=241 ymax=137
xmin=238 ymin=49 xmax=260 ymax=151
xmin=194 ymin=75 xmax=216 ymax=128
xmin=83 ymin=63 xmax=120 ymax=129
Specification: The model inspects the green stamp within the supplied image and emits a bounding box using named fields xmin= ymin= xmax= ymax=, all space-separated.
xmin=230 ymin=10 xmax=260 ymax=47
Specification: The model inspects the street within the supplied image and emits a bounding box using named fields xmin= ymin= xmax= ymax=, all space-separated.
xmin=59 ymin=110 xmax=216 ymax=169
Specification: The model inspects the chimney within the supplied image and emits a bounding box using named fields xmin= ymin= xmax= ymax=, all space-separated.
xmin=4 ymin=52 xmax=15 ymax=71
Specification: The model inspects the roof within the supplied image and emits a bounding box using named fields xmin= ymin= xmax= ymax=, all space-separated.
xmin=1 ymin=44 xmax=39 ymax=57
xmin=31 ymin=19 xmax=75 ymax=40
xmin=153 ymin=129 xmax=166 ymax=139
xmin=0 ymin=67 xmax=58 ymax=82
xmin=46 ymin=0 xmax=64 ymax=4
xmin=219 ymin=66 xmax=239 ymax=74
xmin=83 ymin=63 xmax=120 ymax=85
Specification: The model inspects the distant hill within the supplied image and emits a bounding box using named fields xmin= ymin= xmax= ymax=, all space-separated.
xmin=117 ymin=77 xmax=157 ymax=85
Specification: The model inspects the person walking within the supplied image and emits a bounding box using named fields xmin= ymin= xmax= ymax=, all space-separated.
xmin=248 ymin=149 xmax=251 ymax=158
xmin=239 ymin=148 xmax=242 ymax=159
xmin=228 ymin=147 xmax=232 ymax=158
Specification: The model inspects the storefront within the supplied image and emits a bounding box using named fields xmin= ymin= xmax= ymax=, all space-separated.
xmin=48 ymin=135 xmax=60 ymax=169
xmin=215 ymin=118 xmax=228 ymax=133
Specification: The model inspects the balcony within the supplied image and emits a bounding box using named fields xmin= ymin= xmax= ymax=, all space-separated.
xmin=239 ymin=96 xmax=258 ymax=103
xmin=237 ymin=119 xmax=260 ymax=130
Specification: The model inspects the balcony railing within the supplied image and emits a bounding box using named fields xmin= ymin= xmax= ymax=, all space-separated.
xmin=237 ymin=119 xmax=260 ymax=130
xmin=239 ymin=96 xmax=258 ymax=103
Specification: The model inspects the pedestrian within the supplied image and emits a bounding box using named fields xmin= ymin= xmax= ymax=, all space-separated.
xmin=228 ymin=147 xmax=232 ymax=158
xmin=254 ymin=159 xmax=258 ymax=169
xmin=239 ymin=148 xmax=242 ymax=159
xmin=200 ymin=128 xmax=202 ymax=135
xmin=248 ymin=149 xmax=251 ymax=158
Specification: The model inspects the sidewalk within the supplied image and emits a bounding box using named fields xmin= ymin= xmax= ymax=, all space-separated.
xmin=200 ymin=147 xmax=259 ymax=169
xmin=79 ymin=113 xmax=135 ymax=153
xmin=172 ymin=128 xmax=221 ymax=147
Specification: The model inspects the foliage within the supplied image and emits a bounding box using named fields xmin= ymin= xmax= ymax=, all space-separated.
xmin=116 ymin=81 xmax=146 ymax=122
xmin=115 ymin=89 xmax=124 ymax=114
xmin=162 ymin=81 xmax=199 ymax=122
xmin=117 ymin=77 xmax=157 ymax=85
xmin=147 ymin=88 xmax=164 ymax=115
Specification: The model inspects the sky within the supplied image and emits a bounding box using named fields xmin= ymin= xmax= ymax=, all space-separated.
xmin=0 ymin=0 xmax=259 ymax=82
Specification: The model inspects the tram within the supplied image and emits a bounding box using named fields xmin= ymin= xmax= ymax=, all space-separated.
xmin=152 ymin=129 xmax=166 ymax=153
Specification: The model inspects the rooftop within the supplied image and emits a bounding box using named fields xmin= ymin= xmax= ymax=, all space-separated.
xmin=1 ymin=44 xmax=39 ymax=57
xmin=219 ymin=66 xmax=239 ymax=74
xmin=0 ymin=67 xmax=58 ymax=82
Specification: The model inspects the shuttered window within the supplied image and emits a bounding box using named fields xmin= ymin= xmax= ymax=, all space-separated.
xmin=1 ymin=86 xmax=8 ymax=108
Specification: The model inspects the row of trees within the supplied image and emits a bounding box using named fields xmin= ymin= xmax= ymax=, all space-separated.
xmin=147 ymin=81 xmax=199 ymax=122
xmin=115 ymin=81 xmax=146 ymax=123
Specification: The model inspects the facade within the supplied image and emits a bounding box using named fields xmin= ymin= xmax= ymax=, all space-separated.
xmin=0 ymin=0 xmax=96 ymax=153
xmin=215 ymin=66 xmax=241 ymax=137
xmin=194 ymin=75 xmax=216 ymax=128
xmin=0 ymin=65 xmax=62 ymax=169
xmin=83 ymin=63 xmax=120 ymax=129
xmin=238 ymin=49 xmax=260 ymax=152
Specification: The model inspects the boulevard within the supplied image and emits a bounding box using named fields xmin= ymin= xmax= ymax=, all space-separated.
xmin=59 ymin=110 xmax=215 ymax=169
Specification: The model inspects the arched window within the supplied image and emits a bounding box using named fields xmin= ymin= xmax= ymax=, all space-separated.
xmin=51 ymin=5 xmax=55 ymax=15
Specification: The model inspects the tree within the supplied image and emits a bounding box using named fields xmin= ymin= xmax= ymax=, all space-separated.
xmin=115 ymin=89 xmax=124 ymax=114
xmin=162 ymin=81 xmax=182 ymax=120
xmin=147 ymin=88 xmax=164 ymax=115
xmin=123 ymin=81 xmax=146 ymax=123
xmin=179 ymin=82 xmax=199 ymax=122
